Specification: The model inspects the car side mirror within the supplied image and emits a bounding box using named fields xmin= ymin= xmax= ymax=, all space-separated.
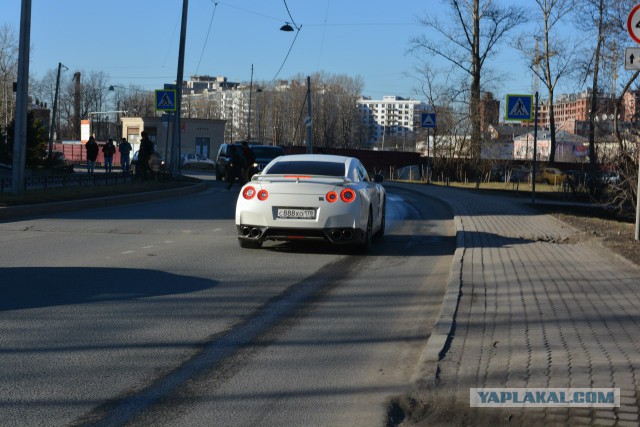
xmin=374 ymin=174 xmax=384 ymax=183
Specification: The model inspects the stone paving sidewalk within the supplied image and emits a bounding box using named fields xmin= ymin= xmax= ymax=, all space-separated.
xmin=392 ymin=183 xmax=640 ymax=426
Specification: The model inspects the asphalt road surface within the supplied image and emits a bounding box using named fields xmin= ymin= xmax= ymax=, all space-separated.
xmin=0 ymin=177 xmax=455 ymax=426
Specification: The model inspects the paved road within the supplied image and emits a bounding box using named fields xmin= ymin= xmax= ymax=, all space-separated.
xmin=0 ymin=177 xmax=455 ymax=426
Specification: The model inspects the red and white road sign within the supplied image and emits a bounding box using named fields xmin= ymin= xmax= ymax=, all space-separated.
xmin=628 ymin=4 xmax=640 ymax=44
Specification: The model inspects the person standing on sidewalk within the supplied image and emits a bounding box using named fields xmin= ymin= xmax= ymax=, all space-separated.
xmin=241 ymin=141 xmax=256 ymax=182
xmin=118 ymin=137 xmax=133 ymax=174
xmin=102 ymin=139 xmax=116 ymax=173
xmin=136 ymin=131 xmax=154 ymax=180
xmin=85 ymin=135 xmax=99 ymax=174
xmin=226 ymin=147 xmax=246 ymax=190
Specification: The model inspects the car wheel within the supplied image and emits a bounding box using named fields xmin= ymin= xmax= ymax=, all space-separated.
xmin=376 ymin=199 xmax=386 ymax=238
xmin=358 ymin=209 xmax=373 ymax=253
xmin=239 ymin=239 xmax=262 ymax=249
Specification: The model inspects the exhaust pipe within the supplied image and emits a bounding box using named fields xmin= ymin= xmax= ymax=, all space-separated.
xmin=330 ymin=229 xmax=342 ymax=241
xmin=342 ymin=229 xmax=353 ymax=240
xmin=250 ymin=228 xmax=262 ymax=239
xmin=241 ymin=226 xmax=251 ymax=237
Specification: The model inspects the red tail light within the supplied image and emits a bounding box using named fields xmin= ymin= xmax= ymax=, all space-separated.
xmin=284 ymin=175 xmax=312 ymax=179
xmin=326 ymin=191 xmax=338 ymax=203
xmin=242 ymin=186 xmax=256 ymax=200
xmin=340 ymin=188 xmax=356 ymax=203
xmin=257 ymin=189 xmax=269 ymax=201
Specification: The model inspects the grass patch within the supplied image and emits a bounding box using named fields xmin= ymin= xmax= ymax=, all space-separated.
xmin=397 ymin=179 xmax=589 ymax=202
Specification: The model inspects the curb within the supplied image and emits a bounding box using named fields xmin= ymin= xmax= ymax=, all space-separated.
xmin=384 ymin=182 xmax=466 ymax=383
xmin=412 ymin=216 xmax=465 ymax=383
xmin=0 ymin=181 xmax=208 ymax=220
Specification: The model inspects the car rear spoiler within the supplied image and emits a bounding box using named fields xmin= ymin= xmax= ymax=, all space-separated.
xmin=251 ymin=174 xmax=352 ymax=185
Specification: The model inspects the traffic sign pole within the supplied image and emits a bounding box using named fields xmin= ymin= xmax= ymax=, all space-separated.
xmin=630 ymin=4 xmax=640 ymax=240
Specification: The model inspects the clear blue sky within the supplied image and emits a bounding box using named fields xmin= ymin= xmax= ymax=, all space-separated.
xmin=7 ymin=0 xmax=548 ymax=102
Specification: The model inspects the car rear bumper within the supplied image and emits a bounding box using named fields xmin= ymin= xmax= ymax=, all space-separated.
xmin=237 ymin=225 xmax=366 ymax=245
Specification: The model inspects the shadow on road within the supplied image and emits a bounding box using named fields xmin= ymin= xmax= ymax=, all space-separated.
xmin=0 ymin=267 xmax=218 ymax=311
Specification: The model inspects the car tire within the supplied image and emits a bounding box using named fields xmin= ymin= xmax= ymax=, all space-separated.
xmin=358 ymin=209 xmax=373 ymax=253
xmin=239 ymin=239 xmax=262 ymax=249
xmin=376 ymin=199 xmax=386 ymax=238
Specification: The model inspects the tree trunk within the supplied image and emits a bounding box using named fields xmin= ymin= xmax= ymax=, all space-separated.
xmin=471 ymin=0 xmax=482 ymax=186
xmin=588 ymin=0 xmax=604 ymax=177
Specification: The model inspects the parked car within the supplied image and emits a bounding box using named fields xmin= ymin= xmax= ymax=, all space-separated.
xmin=181 ymin=153 xmax=215 ymax=170
xmin=215 ymin=143 xmax=244 ymax=181
xmin=132 ymin=150 xmax=166 ymax=173
xmin=601 ymin=171 xmax=622 ymax=185
xmin=246 ymin=145 xmax=286 ymax=179
xmin=235 ymin=154 xmax=386 ymax=251
xmin=540 ymin=167 xmax=566 ymax=185
xmin=508 ymin=167 xmax=530 ymax=183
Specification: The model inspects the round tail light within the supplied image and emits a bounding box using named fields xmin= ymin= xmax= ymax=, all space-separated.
xmin=326 ymin=191 xmax=338 ymax=203
xmin=242 ymin=186 xmax=256 ymax=200
xmin=340 ymin=188 xmax=356 ymax=203
xmin=257 ymin=189 xmax=269 ymax=201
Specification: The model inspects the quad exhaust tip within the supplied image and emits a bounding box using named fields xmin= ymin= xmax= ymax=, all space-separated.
xmin=329 ymin=229 xmax=354 ymax=242
xmin=241 ymin=226 xmax=262 ymax=239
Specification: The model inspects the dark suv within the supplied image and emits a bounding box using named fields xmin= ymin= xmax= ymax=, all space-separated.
xmin=215 ymin=143 xmax=244 ymax=181
xmin=216 ymin=143 xmax=286 ymax=181
xmin=248 ymin=145 xmax=286 ymax=178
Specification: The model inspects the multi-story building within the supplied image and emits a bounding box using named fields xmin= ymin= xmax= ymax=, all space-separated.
xmin=356 ymin=96 xmax=427 ymax=146
xmin=480 ymin=92 xmax=500 ymax=132
xmin=536 ymin=89 xmax=640 ymax=135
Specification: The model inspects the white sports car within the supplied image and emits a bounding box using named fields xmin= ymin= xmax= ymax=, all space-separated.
xmin=235 ymin=154 xmax=386 ymax=251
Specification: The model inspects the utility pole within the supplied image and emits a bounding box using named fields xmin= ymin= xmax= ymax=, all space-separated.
xmin=171 ymin=0 xmax=188 ymax=176
xmin=11 ymin=0 xmax=31 ymax=194
xmin=247 ymin=64 xmax=253 ymax=141
xmin=48 ymin=62 xmax=66 ymax=160
xmin=306 ymin=76 xmax=312 ymax=154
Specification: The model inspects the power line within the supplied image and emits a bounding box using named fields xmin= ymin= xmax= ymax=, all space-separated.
xmin=269 ymin=27 xmax=300 ymax=85
xmin=195 ymin=1 xmax=219 ymax=76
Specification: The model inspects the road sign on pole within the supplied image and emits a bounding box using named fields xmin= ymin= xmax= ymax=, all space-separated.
xmin=625 ymin=47 xmax=640 ymax=70
xmin=628 ymin=4 xmax=640 ymax=44
xmin=506 ymin=94 xmax=534 ymax=121
xmin=421 ymin=112 xmax=436 ymax=128
xmin=155 ymin=89 xmax=176 ymax=112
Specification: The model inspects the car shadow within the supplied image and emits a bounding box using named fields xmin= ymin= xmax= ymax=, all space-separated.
xmin=0 ymin=267 xmax=218 ymax=312
xmin=263 ymin=233 xmax=457 ymax=257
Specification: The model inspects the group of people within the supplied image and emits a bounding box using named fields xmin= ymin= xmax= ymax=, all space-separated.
xmin=84 ymin=131 xmax=153 ymax=179
xmin=85 ymin=136 xmax=132 ymax=174
xmin=226 ymin=141 xmax=256 ymax=190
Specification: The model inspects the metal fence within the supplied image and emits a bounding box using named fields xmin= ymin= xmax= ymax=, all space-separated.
xmin=0 ymin=172 xmax=136 ymax=193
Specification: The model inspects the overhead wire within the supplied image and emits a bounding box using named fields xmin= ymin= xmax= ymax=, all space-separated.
xmin=195 ymin=1 xmax=219 ymax=76
xmin=269 ymin=28 xmax=301 ymax=85
xmin=268 ymin=0 xmax=301 ymax=85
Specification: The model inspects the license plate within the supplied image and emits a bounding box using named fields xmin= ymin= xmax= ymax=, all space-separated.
xmin=277 ymin=208 xmax=316 ymax=219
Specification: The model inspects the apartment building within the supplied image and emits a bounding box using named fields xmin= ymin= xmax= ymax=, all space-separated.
xmin=356 ymin=96 xmax=427 ymax=146
xmin=536 ymin=89 xmax=640 ymax=135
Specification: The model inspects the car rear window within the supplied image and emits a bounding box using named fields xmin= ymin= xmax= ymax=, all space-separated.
xmin=226 ymin=145 xmax=242 ymax=155
xmin=252 ymin=147 xmax=285 ymax=159
xmin=265 ymin=161 xmax=346 ymax=177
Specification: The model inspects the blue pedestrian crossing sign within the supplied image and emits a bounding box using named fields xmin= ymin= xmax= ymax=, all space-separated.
xmin=506 ymin=94 xmax=533 ymax=121
xmin=421 ymin=112 xmax=436 ymax=128
xmin=155 ymin=89 xmax=177 ymax=112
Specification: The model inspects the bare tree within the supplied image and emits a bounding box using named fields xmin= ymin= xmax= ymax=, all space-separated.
xmin=0 ymin=24 xmax=18 ymax=132
xmin=573 ymin=0 xmax=622 ymax=179
xmin=517 ymin=0 xmax=577 ymax=164
xmin=410 ymin=0 xmax=526 ymax=180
